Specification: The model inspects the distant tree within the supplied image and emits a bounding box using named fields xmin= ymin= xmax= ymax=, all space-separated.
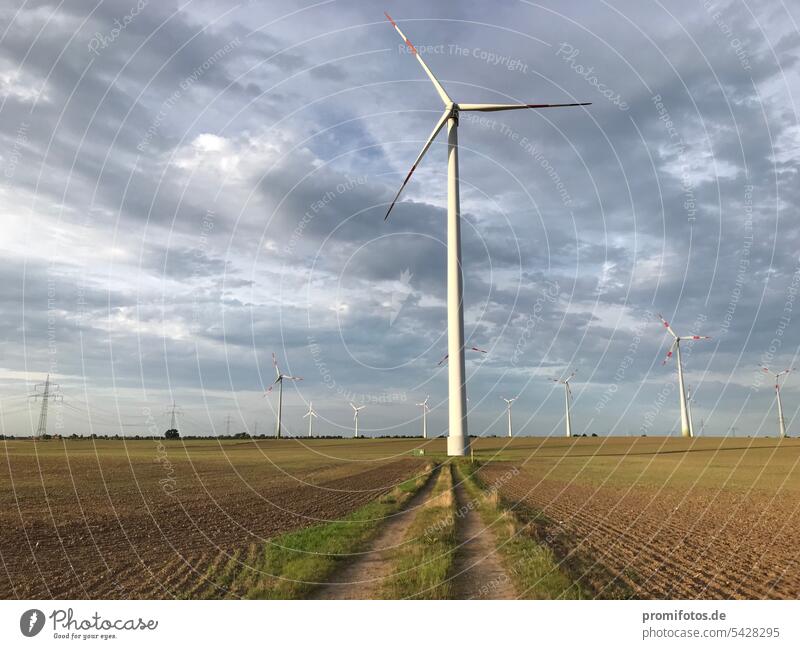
xmin=165 ymin=429 xmax=180 ymax=440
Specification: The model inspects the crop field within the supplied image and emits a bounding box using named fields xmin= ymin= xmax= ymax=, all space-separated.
xmin=0 ymin=438 xmax=426 ymax=598
xmin=3 ymin=436 xmax=799 ymax=599
xmin=477 ymin=436 xmax=800 ymax=599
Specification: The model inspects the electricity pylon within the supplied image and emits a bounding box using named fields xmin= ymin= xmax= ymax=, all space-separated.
xmin=164 ymin=402 xmax=182 ymax=434
xmin=32 ymin=374 xmax=61 ymax=438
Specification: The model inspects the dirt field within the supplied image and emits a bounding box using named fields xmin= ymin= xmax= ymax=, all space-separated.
xmin=5 ymin=435 xmax=800 ymax=600
xmin=477 ymin=436 xmax=800 ymax=599
xmin=0 ymin=438 xmax=427 ymax=598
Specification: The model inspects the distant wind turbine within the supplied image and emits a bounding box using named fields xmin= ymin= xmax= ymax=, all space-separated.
xmin=265 ymin=353 xmax=302 ymax=438
xmin=551 ymin=371 xmax=577 ymax=438
xmin=304 ymin=401 xmax=317 ymax=438
xmin=437 ymin=346 xmax=487 ymax=366
xmin=502 ymin=396 xmax=516 ymax=438
xmin=350 ymin=403 xmax=366 ymax=438
xmin=762 ymin=367 xmax=793 ymax=438
xmin=383 ymin=12 xmax=590 ymax=456
xmin=658 ymin=315 xmax=710 ymax=438
xmin=416 ymin=395 xmax=430 ymax=438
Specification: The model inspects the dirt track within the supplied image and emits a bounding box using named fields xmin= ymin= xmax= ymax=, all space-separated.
xmin=450 ymin=473 xmax=516 ymax=599
xmin=312 ymin=466 xmax=442 ymax=599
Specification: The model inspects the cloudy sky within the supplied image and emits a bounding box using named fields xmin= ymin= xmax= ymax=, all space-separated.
xmin=1 ymin=0 xmax=799 ymax=437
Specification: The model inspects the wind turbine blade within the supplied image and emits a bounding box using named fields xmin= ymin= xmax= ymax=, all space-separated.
xmin=437 ymin=353 xmax=449 ymax=366
xmin=385 ymin=13 xmax=451 ymax=105
xmin=662 ymin=340 xmax=677 ymax=365
xmin=657 ymin=313 xmax=677 ymax=338
xmin=385 ymin=109 xmax=450 ymax=221
xmin=272 ymin=352 xmax=280 ymax=378
xmin=686 ymin=335 xmax=710 ymax=340
xmin=284 ymin=376 xmax=303 ymax=381
xmin=458 ymin=102 xmax=591 ymax=112
xmin=470 ymin=346 xmax=488 ymax=354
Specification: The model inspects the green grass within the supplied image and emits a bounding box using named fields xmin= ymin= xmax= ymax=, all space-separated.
xmin=381 ymin=465 xmax=457 ymax=599
xmin=216 ymin=465 xmax=434 ymax=599
xmin=456 ymin=461 xmax=584 ymax=599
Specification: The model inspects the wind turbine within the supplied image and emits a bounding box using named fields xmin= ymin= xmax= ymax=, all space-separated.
xmin=551 ymin=371 xmax=576 ymax=438
xmin=437 ymin=345 xmax=487 ymax=366
xmin=416 ymin=395 xmax=430 ymax=438
xmin=350 ymin=403 xmax=366 ymax=438
xmin=266 ymin=353 xmax=302 ymax=438
xmin=304 ymin=401 xmax=317 ymax=438
xmin=658 ymin=315 xmax=710 ymax=438
xmin=502 ymin=396 xmax=516 ymax=438
xmin=383 ymin=12 xmax=590 ymax=456
xmin=762 ymin=367 xmax=793 ymax=438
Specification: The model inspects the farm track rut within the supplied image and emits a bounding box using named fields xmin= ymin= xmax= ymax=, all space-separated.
xmin=450 ymin=468 xmax=516 ymax=600
xmin=312 ymin=466 xmax=442 ymax=599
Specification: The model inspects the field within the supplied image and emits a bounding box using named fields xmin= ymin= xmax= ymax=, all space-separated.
xmin=2 ymin=435 xmax=800 ymax=599
xmin=0 ymin=438 xmax=426 ymax=598
xmin=477 ymin=436 xmax=800 ymax=599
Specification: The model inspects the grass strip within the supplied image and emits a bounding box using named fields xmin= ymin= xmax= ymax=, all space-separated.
xmin=215 ymin=464 xmax=434 ymax=599
xmin=380 ymin=463 xmax=457 ymax=599
xmin=456 ymin=461 xmax=584 ymax=599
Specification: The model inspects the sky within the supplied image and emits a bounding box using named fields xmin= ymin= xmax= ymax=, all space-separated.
xmin=1 ymin=0 xmax=800 ymax=438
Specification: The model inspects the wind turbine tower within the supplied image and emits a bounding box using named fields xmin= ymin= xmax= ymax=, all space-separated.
xmin=416 ymin=396 xmax=430 ymax=438
xmin=266 ymin=353 xmax=302 ymax=438
xmin=383 ymin=13 xmax=590 ymax=455
xmin=502 ymin=397 xmax=516 ymax=438
xmin=350 ymin=403 xmax=366 ymax=438
xmin=658 ymin=315 xmax=710 ymax=438
xmin=762 ymin=367 xmax=793 ymax=438
xmin=304 ymin=402 xmax=317 ymax=438
xmin=551 ymin=371 xmax=576 ymax=438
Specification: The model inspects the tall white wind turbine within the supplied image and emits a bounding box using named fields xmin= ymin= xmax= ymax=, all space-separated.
xmin=551 ymin=371 xmax=576 ymax=438
xmin=350 ymin=402 xmax=366 ymax=438
xmin=416 ymin=395 xmax=430 ymax=438
xmin=266 ymin=353 xmax=302 ymax=438
xmin=658 ymin=315 xmax=710 ymax=438
xmin=762 ymin=367 xmax=793 ymax=438
xmin=304 ymin=401 xmax=317 ymax=438
xmin=383 ymin=13 xmax=590 ymax=456
xmin=502 ymin=396 xmax=516 ymax=438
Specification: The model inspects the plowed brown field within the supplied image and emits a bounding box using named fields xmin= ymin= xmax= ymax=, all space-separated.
xmin=477 ymin=436 xmax=800 ymax=599
xmin=0 ymin=438 xmax=427 ymax=599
